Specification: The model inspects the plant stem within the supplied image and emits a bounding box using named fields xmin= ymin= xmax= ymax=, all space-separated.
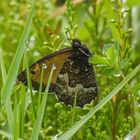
xmin=111 ymin=95 xmax=118 ymax=140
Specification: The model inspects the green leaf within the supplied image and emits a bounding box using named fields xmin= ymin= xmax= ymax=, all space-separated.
xmin=0 ymin=129 xmax=23 ymax=140
xmin=0 ymin=58 xmax=13 ymax=133
xmin=25 ymin=51 xmax=36 ymax=120
xmin=119 ymin=58 xmax=129 ymax=70
xmin=103 ymin=44 xmax=115 ymax=60
xmin=57 ymin=64 xmax=140 ymax=140
xmin=103 ymin=67 xmax=115 ymax=76
xmin=19 ymin=86 xmax=26 ymax=138
xmin=0 ymin=58 xmax=7 ymax=84
xmin=1 ymin=0 xmax=35 ymax=106
xmin=90 ymin=55 xmax=110 ymax=65
xmin=103 ymin=42 xmax=119 ymax=67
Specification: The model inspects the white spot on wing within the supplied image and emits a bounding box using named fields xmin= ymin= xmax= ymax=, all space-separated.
xmin=43 ymin=63 xmax=47 ymax=69
xmin=57 ymin=73 xmax=97 ymax=94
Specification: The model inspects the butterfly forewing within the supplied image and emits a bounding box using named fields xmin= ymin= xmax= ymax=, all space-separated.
xmin=18 ymin=48 xmax=72 ymax=92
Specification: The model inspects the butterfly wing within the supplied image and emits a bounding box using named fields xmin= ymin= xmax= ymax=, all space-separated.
xmin=18 ymin=39 xmax=98 ymax=107
xmin=18 ymin=48 xmax=72 ymax=92
xmin=55 ymin=50 xmax=98 ymax=107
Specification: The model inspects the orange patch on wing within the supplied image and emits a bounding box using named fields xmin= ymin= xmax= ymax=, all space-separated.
xmin=18 ymin=48 xmax=72 ymax=91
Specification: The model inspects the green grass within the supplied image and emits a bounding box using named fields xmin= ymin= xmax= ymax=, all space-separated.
xmin=0 ymin=0 xmax=140 ymax=140
xmin=0 ymin=0 xmax=35 ymax=139
xmin=1 ymin=0 xmax=35 ymax=106
xmin=30 ymin=64 xmax=55 ymax=140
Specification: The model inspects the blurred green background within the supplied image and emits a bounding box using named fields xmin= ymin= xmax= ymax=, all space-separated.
xmin=0 ymin=0 xmax=140 ymax=139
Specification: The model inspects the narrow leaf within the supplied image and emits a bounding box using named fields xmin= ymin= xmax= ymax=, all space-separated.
xmin=90 ymin=55 xmax=110 ymax=65
xmin=30 ymin=64 xmax=55 ymax=140
xmin=0 ymin=58 xmax=13 ymax=133
xmin=119 ymin=58 xmax=129 ymax=70
xmin=0 ymin=129 xmax=23 ymax=140
xmin=1 ymin=0 xmax=35 ymax=106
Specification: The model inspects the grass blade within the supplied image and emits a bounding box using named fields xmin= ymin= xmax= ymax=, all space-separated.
xmin=57 ymin=64 xmax=140 ymax=140
xmin=30 ymin=64 xmax=55 ymax=140
xmin=38 ymin=65 xmax=44 ymax=107
xmin=19 ymin=86 xmax=26 ymax=138
xmin=13 ymin=94 xmax=19 ymax=140
xmin=25 ymin=51 xmax=36 ymax=120
xmin=1 ymin=0 xmax=35 ymax=106
xmin=0 ymin=129 xmax=23 ymax=140
xmin=124 ymin=125 xmax=140 ymax=140
xmin=71 ymin=92 xmax=77 ymax=125
xmin=0 ymin=58 xmax=13 ymax=133
xmin=0 ymin=58 xmax=7 ymax=84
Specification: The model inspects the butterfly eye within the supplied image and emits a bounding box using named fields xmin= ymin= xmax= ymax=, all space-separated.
xmin=72 ymin=39 xmax=81 ymax=48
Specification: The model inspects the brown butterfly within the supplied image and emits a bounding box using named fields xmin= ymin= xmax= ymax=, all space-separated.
xmin=18 ymin=39 xmax=98 ymax=107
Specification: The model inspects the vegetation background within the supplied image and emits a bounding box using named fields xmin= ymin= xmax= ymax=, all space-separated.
xmin=0 ymin=0 xmax=140 ymax=140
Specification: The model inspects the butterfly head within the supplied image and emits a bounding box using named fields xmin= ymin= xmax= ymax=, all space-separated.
xmin=72 ymin=39 xmax=92 ymax=58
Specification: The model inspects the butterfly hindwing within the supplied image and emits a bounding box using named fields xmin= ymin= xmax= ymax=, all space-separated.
xmin=18 ymin=48 xmax=72 ymax=92
xmin=55 ymin=50 xmax=98 ymax=107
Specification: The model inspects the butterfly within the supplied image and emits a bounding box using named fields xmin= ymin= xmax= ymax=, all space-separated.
xmin=18 ymin=39 xmax=98 ymax=107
